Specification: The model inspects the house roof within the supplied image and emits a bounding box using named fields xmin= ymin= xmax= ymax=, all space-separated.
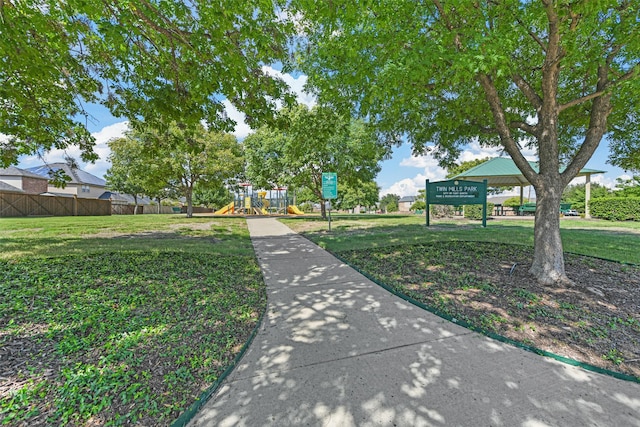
xmin=452 ymin=157 xmax=605 ymax=187
xmin=26 ymin=163 xmax=106 ymax=187
xmin=399 ymin=195 xmax=417 ymax=203
xmin=0 ymin=166 xmax=48 ymax=180
xmin=99 ymin=191 xmax=153 ymax=205
xmin=0 ymin=181 xmax=25 ymax=193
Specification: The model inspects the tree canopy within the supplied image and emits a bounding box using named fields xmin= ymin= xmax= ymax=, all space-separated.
xmin=335 ymin=180 xmax=380 ymax=212
xmin=380 ymin=193 xmax=400 ymax=213
xmin=1 ymin=0 xmax=294 ymax=166
xmin=291 ymin=0 xmax=640 ymax=285
xmin=107 ymin=123 xmax=243 ymax=217
xmin=243 ymin=104 xmax=390 ymax=217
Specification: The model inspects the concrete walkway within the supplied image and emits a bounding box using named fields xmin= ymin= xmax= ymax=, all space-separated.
xmin=189 ymin=217 xmax=640 ymax=427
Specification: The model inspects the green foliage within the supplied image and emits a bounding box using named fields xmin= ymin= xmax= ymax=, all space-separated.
xmin=244 ymin=104 xmax=389 ymax=217
xmin=106 ymin=135 xmax=153 ymax=212
xmin=502 ymin=197 xmax=532 ymax=207
xmin=380 ymin=194 xmax=400 ymax=213
xmin=108 ymin=123 xmax=243 ymax=218
xmin=464 ymin=203 xmax=494 ymax=220
xmin=411 ymin=200 xmax=426 ymax=211
xmin=292 ymin=0 xmax=640 ymax=282
xmin=1 ymin=0 xmax=295 ymax=167
xmin=410 ymin=189 xmax=426 ymax=211
xmin=614 ymin=176 xmax=640 ymax=198
xmin=590 ymin=197 xmax=640 ymax=221
xmin=192 ymin=182 xmax=234 ymax=209
xmin=429 ymin=205 xmax=455 ymax=218
xmin=609 ymin=137 xmax=640 ymax=175
xmin=336 ymin=180 xmax=380 ymax=211
xmin=562 ymin=183 xmax=611 ymax=213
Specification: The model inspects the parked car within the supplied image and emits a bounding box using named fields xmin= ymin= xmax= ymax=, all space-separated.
xmin=564 ymin=209 xmax=579 ymax=216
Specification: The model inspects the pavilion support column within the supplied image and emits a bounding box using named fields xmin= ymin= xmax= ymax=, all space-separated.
xmin=584 ymin=174 xmax=591 ymax=219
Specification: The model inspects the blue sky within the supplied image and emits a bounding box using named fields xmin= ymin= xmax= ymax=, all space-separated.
xmin=17 ymin=67 xmax=630 ymax=197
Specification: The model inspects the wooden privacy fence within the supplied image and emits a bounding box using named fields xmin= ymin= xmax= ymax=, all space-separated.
xmin=0 ymin=192 xmax=111 ymax=217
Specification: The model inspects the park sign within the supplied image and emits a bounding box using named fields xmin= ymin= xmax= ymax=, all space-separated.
xmin=322 ymin=172 xmax=338 ymax=199
xmin=426 ymin=179 xmax=488 ymax=227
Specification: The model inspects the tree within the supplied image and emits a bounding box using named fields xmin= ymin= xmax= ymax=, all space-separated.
xmin=410 ymin=189 xmax=426 ymax=211
xmin=1 ymin=0 xmax=294 ymax=167
xmin=244 ymin=104 xmax=390 ymax=218
xmin=614 ymin=176 xmax=640 ymax=198
xmin=380 ymin=194 xmax=400 ymax=213
xmin=336 ymin=180 xmax=380 ymax=212
xmin=108 ymin=123 xmax=243 ymax=217
xmin=292 ymin=1 xmax=640 ymax=285
xmin=562 ymin=182 xmax=611 ymax=213
xmin=106 ymin=136 xmax=151 ymax=214
xmin=193 ymin=182 xmax=234 ymax=210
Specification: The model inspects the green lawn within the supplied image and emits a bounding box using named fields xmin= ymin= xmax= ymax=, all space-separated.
xmin=0 ymin=215 xmax=264 ymax=426
xmin=281 ymin=214 xmax=640 ymax=264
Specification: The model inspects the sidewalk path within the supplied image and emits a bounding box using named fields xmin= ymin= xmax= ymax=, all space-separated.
xmin=189 ymin=217 xmax=640 ymax=426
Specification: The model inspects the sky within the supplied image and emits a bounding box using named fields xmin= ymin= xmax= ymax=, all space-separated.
xmin=17 ymin=67 xmax=630 ymax=198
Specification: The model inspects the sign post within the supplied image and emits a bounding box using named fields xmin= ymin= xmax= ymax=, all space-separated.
xmin=426 ymin=179 xmax=488 ymax=227
xmin=322 ymin=172 xmax=338 ymax=231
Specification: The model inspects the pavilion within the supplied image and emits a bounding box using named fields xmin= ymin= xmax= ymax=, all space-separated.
xmin=452 ymin=157 xmax=605 ymax=218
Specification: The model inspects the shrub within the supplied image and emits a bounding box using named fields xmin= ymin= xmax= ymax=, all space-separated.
xmin=430 ymin=205 xmax=455 ymax=218
xmin=464 ymin=203 xmax=494 ymax=220
xmin=589 ymin=197 xmax=640 ymax=221
xmin=502 ymin=197 xmax=531 ymax=207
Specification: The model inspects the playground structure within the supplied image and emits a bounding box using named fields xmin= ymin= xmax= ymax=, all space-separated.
xmin=214 ymin=184 xmax=304 ymax=216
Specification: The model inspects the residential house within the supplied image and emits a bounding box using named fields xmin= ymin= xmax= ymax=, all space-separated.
xmin=398 ymin=195 xmax=417 ymax=212
xmin=26 ymin=163 xmax=106 ymax=198
xmin=0 ymin=166 xmax=49 ymax=194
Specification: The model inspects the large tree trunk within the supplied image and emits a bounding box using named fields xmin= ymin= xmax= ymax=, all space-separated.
xmin=530 ymin=175 xmax=571 ymax=285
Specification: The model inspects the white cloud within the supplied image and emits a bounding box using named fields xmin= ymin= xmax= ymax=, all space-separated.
xmin=381 ymin=176 xmax=426 ymax=198
xmin=569 ymin=172 xmax=625 ymax=190
xmin=262 ymin=66 xmax=316 ymax=108
xmin=18 ymin=121 xmax=129 ymax=179
xmin=222 ymin=100 xmax=253 ymax=140
xmin=380 ymin=143 xmax=539 ymax=198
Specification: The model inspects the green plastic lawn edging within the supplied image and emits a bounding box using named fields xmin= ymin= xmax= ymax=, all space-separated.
xmin=329 ymin=251 xmax=640 ymax=384
xmin=170 ymin=308 xmax=265 ymax=427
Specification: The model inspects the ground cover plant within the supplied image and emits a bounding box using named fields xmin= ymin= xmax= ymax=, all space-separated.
xmin=284 ymin=215 xmax=640 ymax=380
xmin=0 ymin=215 xmax=265 ymax=425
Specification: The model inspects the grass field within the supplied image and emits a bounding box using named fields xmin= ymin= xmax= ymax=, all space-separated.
xmin=281 ymin=214 xmax=640 ymax=264
xmin=0 ymin=215 xmax=264 ymax=426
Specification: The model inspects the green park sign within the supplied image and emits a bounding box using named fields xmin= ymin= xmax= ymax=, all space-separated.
xmin=426 ymin=179 xmax=488 ymax=227
xmin=322 ymin=172 xmax=338 ymax=199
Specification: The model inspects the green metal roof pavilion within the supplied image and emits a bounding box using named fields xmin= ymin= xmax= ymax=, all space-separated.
xmin=452 ymin=157 xmax=605 ymax=186
xmin=452 ymin=157 xmax=605 ymax=217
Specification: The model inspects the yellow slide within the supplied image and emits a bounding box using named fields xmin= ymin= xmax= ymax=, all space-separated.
xmin=214 ymin=202 xmax=234 ymax=215
xmin=287 ymin=205 xmax=305 ymax=215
